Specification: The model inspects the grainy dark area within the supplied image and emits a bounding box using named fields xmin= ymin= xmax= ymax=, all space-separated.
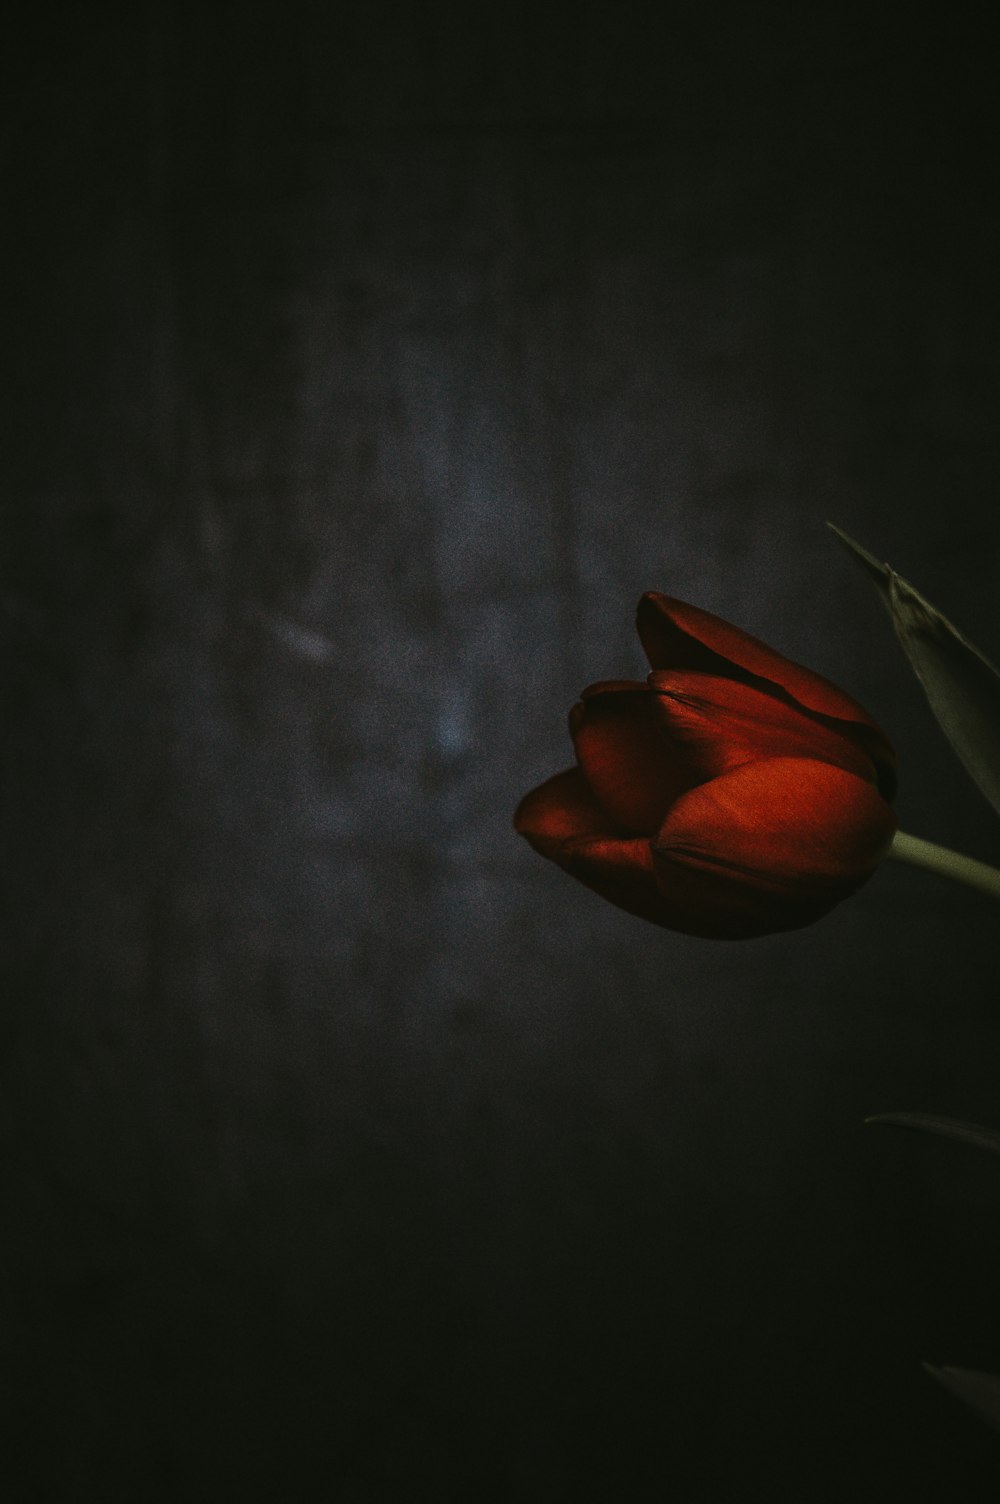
xmin=3 ymin=5 xmax=1000 ymax=1500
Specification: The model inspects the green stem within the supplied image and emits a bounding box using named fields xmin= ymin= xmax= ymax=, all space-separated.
xmin=888 ymin=829 xmax=1000 ymax=902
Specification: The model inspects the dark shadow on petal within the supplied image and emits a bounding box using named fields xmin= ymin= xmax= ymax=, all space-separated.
xmin=637 ymin=592 xmax=894 ymax=735
xmin=570 ymin=684 xmax=696 ymax=834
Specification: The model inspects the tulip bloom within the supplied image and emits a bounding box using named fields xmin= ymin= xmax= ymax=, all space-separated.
xmin=514 ymin=593 xmax=897 ymax=938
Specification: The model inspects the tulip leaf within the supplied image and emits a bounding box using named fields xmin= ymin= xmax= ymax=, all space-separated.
xmin=829 ymin=523 xmax=1000 ymax=818
xmin=865 ymin=1112 xmax=1000 ymax=1156
xmin=827 ymin=524 xmax=892 ymax=600
xmin=924 ymin=1364 xmax=1000 ymax=1434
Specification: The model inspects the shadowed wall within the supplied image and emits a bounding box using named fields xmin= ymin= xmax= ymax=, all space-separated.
xmin=3 ymin=7 xmax=1000 ymax=1499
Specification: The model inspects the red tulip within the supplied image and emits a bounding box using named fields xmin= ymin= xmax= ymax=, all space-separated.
xmin=514 ymin=593 xmax=897 ymax=938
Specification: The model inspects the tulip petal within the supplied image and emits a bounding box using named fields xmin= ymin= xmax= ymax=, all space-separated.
xmin=579 ymin=679 xmax=649 ymax=699
xmin=514 ymin=771 xmax=669 ymax=924
xmin=513 ymin=767 xmax=620 ymax=854
xmin=570 ymin=682 xmax=695 ymax=834
xmin=651 ymin=757 xmax=895 ymax=938
xmin=637 ymin=591 xmax=889 ymax=729
xmin=648 ymin=669 xmax=879 ymax=786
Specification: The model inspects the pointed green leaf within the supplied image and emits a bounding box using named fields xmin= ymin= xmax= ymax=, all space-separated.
xmin=829 ymin=523 xmax=1000 ymax=817
xmin=865 ymin=1112 xmax=1000 ymax=1155
xmin=925 ymin=1364 xmax=1000 ymax=1433
xmin=827 ymin=523 xmax=893 ymax=603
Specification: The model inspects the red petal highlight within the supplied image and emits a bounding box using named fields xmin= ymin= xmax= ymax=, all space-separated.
xmin=570 ymin=683 xmax=695 ymax=834
xmin=513 ymin=768 xmax=619 ymax=854
xmin=651 ymin=756 xmax=896 ymax=937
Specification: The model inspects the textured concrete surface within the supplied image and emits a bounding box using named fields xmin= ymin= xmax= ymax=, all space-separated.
xmin=3 ymin=7 xmax=1000 ymax=1498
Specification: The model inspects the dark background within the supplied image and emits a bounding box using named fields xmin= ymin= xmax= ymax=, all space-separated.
xmin=4 ymin=5 xmax=1000 ymax=1500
